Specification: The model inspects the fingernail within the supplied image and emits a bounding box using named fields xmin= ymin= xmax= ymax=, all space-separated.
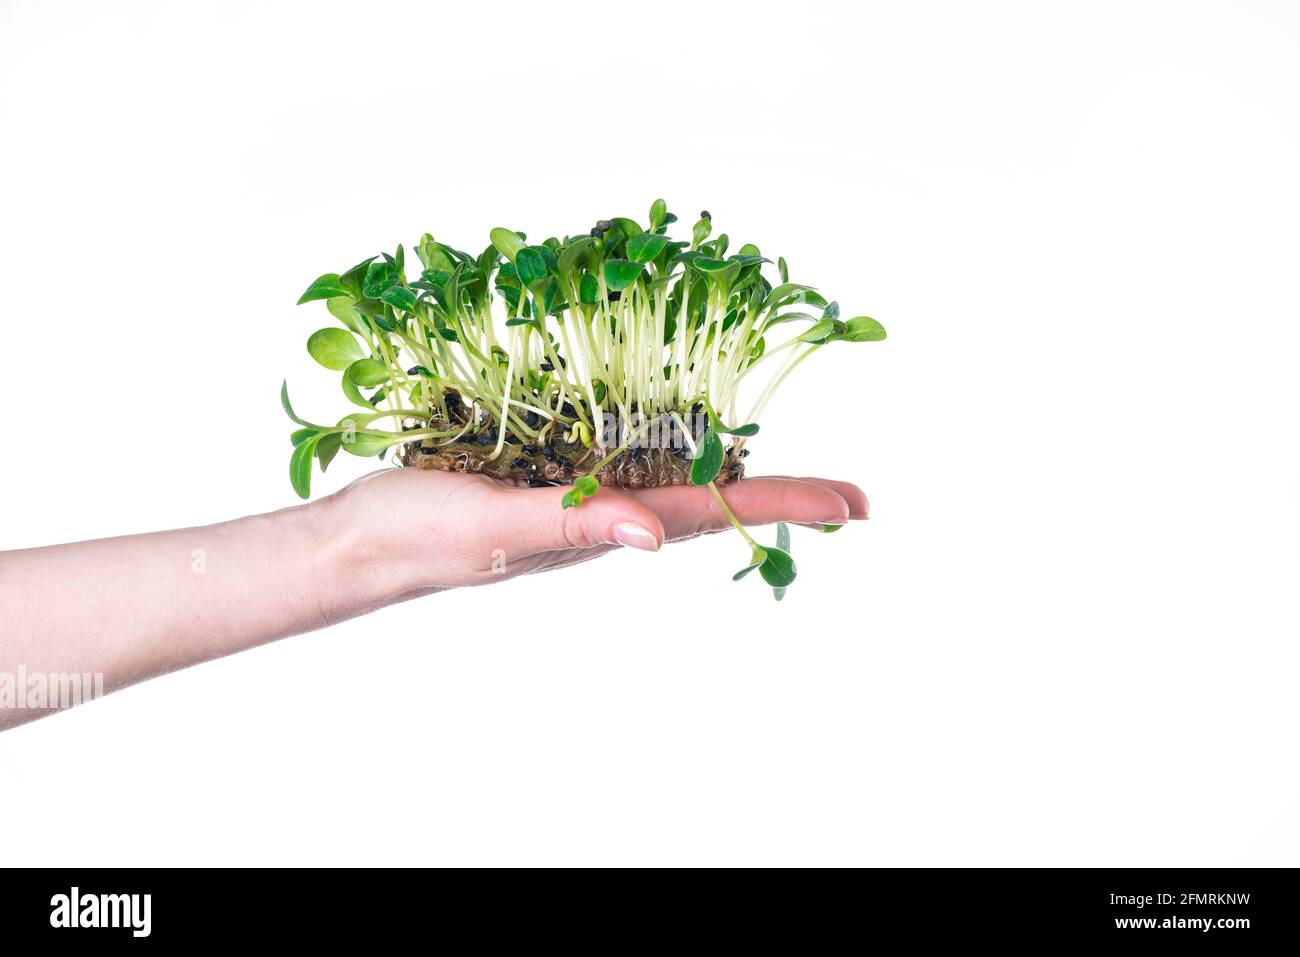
xmin=612 ymin=522 xmax=660 ymax=552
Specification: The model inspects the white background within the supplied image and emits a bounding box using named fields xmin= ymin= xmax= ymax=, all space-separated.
xmin=1 ymin=0 xmax=1297 ymax=866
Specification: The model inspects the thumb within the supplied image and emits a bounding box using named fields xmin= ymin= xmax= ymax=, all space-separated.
xmin=514 ymin=485 xmax=665 ymax=554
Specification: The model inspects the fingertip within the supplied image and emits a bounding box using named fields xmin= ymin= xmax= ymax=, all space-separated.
xmin=795 ymin=477 xmax=870 ymax=519
xmin=612 ymin=521 xmax=661 ymax=552
xmin=718 ymin=477 xmax=850 ymax=527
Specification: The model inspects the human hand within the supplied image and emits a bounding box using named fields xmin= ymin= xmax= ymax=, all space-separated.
xmin=0 ymin=462 xmax=866 ymax=730
xmin=317 ymin=467 xmax=870 ymax=594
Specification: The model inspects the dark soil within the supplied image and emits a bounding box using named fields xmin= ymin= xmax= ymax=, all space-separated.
xmin=395 ymin=394 xmax=745 ymax=488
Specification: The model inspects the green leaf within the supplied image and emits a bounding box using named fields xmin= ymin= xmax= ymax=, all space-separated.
xmin=603 ymin=259 xmax=644 ymax=291
xmin=690 ymin=429 xmax=724 ymax=485
xmin=759 ymin=545 xmax=796 ymax=588
xmin=341 ymin=370 xmax=373 ymax=410
xmin=339 ymin=430 xmax=398 ymax=457
xmin=820 ymin=523 xmax=844 ymax=533
xmin=579 ymin=272 xmax=600 ymax=305
xmin=361 ymin=260 xmax=398 ymax=299
xmin=380 ymin=285 xmax=418 ymax=313
xmin=626 ymin=232 xmax=669 ymax=264
xmin=558 ymin=236 xmax=595 ymax=278
xmin=538 ymin=244 xmax=558 ymax=275
xmin=561 ymin=489 xmax=581 ymax=509
xmin=691 ymin=215 xmax=712 ymax=248
xmin=490 ymin=227 xmax=526 ymax=264
xmin=516 ymin=247 xmax=548 ymax=287
xmin=704 ymin=402 xmax=760 ymax=437
xmin=307 ymin=328 xmax=365 ymax=370
xmin=354 ymin=297 xmax=385 ymax=318
xmin=316 ymin=432 xmax=342 ymax=472
xmin=797 ymin=319 xmax=845 ymax=344
xmin=840 ymin=316 xmax=887 ymax=342
xmin=574 ymin=475 xmax=599 ymax=497
xmin=733 ymin=543 xmax=768 ymax=581
xmin=346 ymin=357 xmax=389 ymax=388
xmin=326 ymin=297 xmax=367 ymax=336
xmin=339 ymin=257 xmax=378 ymax=299
xmin=297 ymin=273 xmax=352 ymax=305
xmin=611 ymin=217 xmax=643 ymax=241
xmin=765 ymin=311 xmax=819 ymax=328
xmin=765 ymin=524 xmax=795 ymax=598
xmin=823 ymin=300 xmax=841 ymax=322
xmin=290 ymin=427 xmax=319 ymax=446
xmin=763 ymin=282 xmax=818 ymax=309
xmin=497 ymin=284 xmax=522 ymax=312
xmin=280 ymin=380 xmax=312 ymax=426
xmin=543 ymin=281 xmax=566 ymax=315
xmin=476 ymin=243 xmax=499 ymax=276
xmin=690 ymin=256 xmax=731 ymax=273
xmin=289 ymin=433 xmax=321 ymax=499
xmin=649 ymin=198 xmax=667 ymax=230
xmin=417 ymin=235 xmax=454 ymax=273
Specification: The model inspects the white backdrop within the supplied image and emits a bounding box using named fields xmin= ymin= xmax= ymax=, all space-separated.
xmin=1 ymin=0 xmax=1297 ymax=866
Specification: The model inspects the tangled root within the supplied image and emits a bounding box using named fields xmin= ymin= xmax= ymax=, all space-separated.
xmin=396 ymin=413 xmax=745 ymax=488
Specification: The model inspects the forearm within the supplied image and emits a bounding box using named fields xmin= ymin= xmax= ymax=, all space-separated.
xmin=0 ymin=468 xmax=863 ymax=731
xmin=0 ymin=500 xmax=395 ymax=729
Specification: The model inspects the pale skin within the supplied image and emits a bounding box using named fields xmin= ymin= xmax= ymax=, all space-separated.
xmin=0 ymin=468 xmax=868 ymax=731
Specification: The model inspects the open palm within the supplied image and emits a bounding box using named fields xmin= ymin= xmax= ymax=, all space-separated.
xmin=326 ymin=467 xmax=869 ymax=591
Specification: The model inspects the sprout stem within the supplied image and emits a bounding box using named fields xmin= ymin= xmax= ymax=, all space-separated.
xmin=707 ymin=480 xmax=758 ymax=548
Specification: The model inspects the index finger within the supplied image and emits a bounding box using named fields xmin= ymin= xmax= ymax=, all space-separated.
xmin=625 ymin=477 xmax=855 ymax=542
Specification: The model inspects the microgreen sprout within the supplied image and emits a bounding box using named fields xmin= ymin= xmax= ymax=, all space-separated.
xmin=283 ymin=200 xmax=885 ymax=598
